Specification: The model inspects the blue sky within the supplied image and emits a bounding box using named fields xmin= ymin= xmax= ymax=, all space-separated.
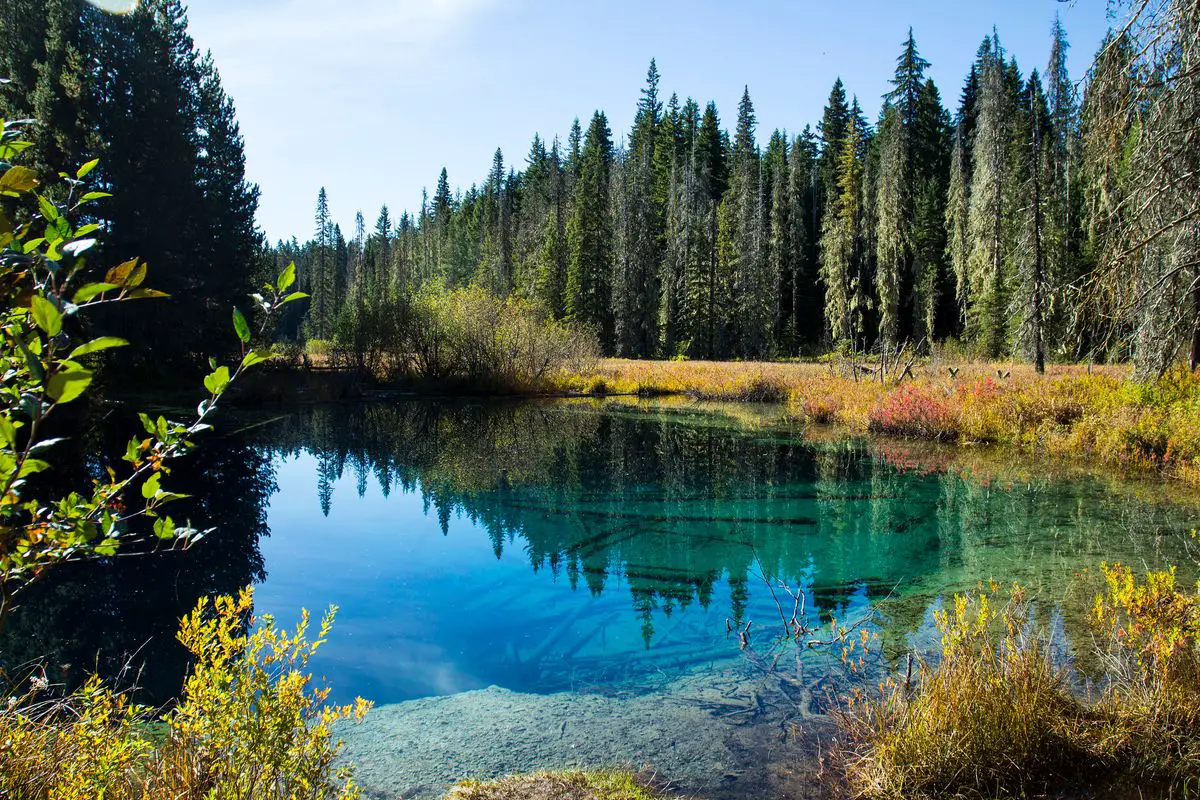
xmin=184 ymin=0 xmax=1116 ymax=243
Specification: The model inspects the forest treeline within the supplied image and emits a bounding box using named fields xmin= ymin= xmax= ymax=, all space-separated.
xmin=280 ymin=15 xmax=1199 ymax=378
xmin=0 ymin=0 xmax=260 ymax=367
xmin=1 ymin=1 xmax=1195 ymax=380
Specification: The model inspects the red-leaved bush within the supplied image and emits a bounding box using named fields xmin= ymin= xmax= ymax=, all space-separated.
xmin=868 ymin=384 xmax=958 ymax=440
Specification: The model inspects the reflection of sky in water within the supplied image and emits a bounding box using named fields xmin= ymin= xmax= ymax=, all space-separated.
xmin=259 ymin=451 xmax=870 ymax=705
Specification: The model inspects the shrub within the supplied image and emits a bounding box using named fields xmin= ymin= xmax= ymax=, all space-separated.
xmin=332 ymin=286 xmax=599 ymax=392
xmin=0 ymin=588 xmax=371 ymax=798
xmin=867 ymin=385 xmax=958 ymax=440
xmin=836 ymin=567 xmax=1200 ymax=798
xmin=0 ymin=113 xmax=364 ymax=799
xmin=836 ymin=585 xmax=1084 ymax=798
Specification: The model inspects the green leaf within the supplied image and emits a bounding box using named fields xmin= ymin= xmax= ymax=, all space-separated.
xmin=45 ymin=365 xmax=93 ymax=404
xmin=203 ymin=365 xmax=230 ymax=396
xmin=278 ymin=262 xmax=296 ymax=292
xmin=30 ymin=295 xmax=63 ymax=336
xmin=76 ymin=159 xmax=100 ymax=180
xmin=0 ymin=165 xmax=38 ymax=194
xmin=232 ymin=307 xmax=250 ymax=344
xmin=38 ymin=195 xmax=60 ymax=224
xmin=241 ymin=348 xmax=274 ymax=369
xmin=18 ymin=458 xmax=49 ymax=478
xmin=105 ymin=259 xmax=138 ymax=285
xmin=282 ymin=291 xmax=310 ymax=304
xmin=141 ymin=472 xmax=161 ymax=500
xmin=125 ymin=288 xmax=168 ymax=300
xmin=0 ymin=417 xmax=16 ymax=448
xmin=73 ymin=282 xmax=120 ymax=303
xmin=68 ymin=336 xmax=128 ymax=359
xmin=154 ymin=516 xmax=176 ymax=539
xmin=78 ymin=191 xmax=111 ymax=203
xmin=93 ymin=538 xmax=119 ymax=556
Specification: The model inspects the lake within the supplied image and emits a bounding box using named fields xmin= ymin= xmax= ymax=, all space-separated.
xmin=5 ymin=398 xmax=1197 ymax=799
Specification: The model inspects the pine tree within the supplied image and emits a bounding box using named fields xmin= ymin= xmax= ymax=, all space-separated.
xmin=820 ymin=117 xmax=866 ymax=347
xmin=728 ymin=87 xmax=773 ymax=357
xmin=945 ymin=126 xmax=971 ymax=328
xmin=1014 ymin=70 xmax=1053 ymax=372
xmin=312 ymin=187 xmax=334 ymax=338
xmin=535 ymin=138 xmax=569 ymax=317
xmin=874 ymin=106 xmax=908 ymax=345
xmin=964 ymin=39 xmax=1015 ymax=356
xmin=766 ymin=130 xmax=791 ymax=348
xmin=788 ymin=129 xmax=819 ymax=349
xmin=680 ymin=101 xmax=727 ymax=358
xmin=565 ymin=111 xmax=615 ymax=351
xmin=615 ymin=59 xmax=664 ymax=357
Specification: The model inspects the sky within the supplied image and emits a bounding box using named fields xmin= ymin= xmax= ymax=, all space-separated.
xmin=184 ymin=0 xmax=1117 ymax=243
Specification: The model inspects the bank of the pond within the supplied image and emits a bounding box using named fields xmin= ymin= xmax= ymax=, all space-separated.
xmin=557 ymin=359 xmax=1200 ymax=490
xmin=259 ymin=357 xmax=1200 ymax=490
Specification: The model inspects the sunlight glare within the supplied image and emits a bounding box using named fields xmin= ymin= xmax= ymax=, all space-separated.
xmin=86 ymin=0 xmax=139 ymax=14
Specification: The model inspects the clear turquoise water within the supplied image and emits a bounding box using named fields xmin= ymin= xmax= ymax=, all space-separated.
xmin=248 ymin=401 xmax=1196 ymax=713
xmin=6 ymin=399 xmax=1197 ymax=798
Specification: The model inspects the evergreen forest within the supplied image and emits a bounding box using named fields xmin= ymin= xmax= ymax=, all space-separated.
xmin=271 ymin=23 xmax=1199 ymax=378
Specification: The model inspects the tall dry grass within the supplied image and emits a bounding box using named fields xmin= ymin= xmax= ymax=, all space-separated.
xmin=835 ymin=571 xmax=1200 ymax=799
xmin=559 ymin=360 xmax=1200 ymax=488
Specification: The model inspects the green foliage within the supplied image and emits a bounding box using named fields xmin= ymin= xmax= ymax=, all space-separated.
xmin=0 ymin=588 xmax=371 ymax=799
xmin=838 ymin=551 xmax=1200 ymax=798
xmin=332 ymin=284 xmax=598 ymax=392
xmin=0 ymin=116 xmax=303 ymax=613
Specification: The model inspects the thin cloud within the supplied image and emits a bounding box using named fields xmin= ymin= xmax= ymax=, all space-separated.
xmin=190 ymin=0 xmax=499 ymax=93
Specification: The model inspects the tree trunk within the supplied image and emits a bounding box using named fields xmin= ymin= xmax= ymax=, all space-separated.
xmin=1191 ymin=278 xmax=1200 ymax=371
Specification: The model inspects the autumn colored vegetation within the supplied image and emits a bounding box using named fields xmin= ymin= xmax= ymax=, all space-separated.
xmin=560 ymin=359 xmax=1200 ymax=488
xmin=834 ymin=569 xmax=1200 ymax=799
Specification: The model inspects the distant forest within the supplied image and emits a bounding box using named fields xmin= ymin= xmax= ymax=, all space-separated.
xmin=1 ymin=1 xmax=1195 ymax=378
xmin=278 ymin=18 xmax=1198 ymax=377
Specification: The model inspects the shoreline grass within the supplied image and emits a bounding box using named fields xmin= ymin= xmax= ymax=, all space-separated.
xmin=557 ymin=359 xmax=1200 ymax=489
xmin=834 ymin=574 xmax=1200 ymax=800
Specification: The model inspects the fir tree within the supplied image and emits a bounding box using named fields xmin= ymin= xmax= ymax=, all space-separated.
xmin=565 ymin=111 xmax=615 ymax=351
xmin=820 ymin=116 xmax=866 ymax=347
xmin=874 ymin=106 xmax=908 ymax=345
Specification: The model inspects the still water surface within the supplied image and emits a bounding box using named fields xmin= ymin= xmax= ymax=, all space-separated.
xmin=7 ymin=399 xmax=1198 ymax=798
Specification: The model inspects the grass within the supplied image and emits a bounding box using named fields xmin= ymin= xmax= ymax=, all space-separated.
xmin=558 ymin=359 xmax=1200 ymax=488
xmin=835 ymin=573 xmax=1200 ymax=799
xmin=446 ymin=770 xmax=673 ymax=800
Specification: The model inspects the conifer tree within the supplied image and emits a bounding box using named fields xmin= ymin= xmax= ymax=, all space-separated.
xmin=535 ymin=138 xmax=569 ymax=317
xmin=820 ymin=117 xmax=866 ymax=347
xmin=565 ymin=112 xmax=616 ymax=351
xmin=787 ymin=129 xmax=819 ymax=348
xmin=728 ymin=87 xmax=773 ymax=356
xmin=874 ymin=106 xmax=908 ymax=344
xmin=312 ymin=187 xmax=334 ymax=338
xmin=1014 ymin=70 xmax=1053 ymax=372
xmin=615 ymin=60 xmax=664 ymax=357
xmin=965 ymin=39 xmax=1016 ymax=356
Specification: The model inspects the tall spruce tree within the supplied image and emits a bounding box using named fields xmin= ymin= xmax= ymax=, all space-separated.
xmin=964 ymin=38 xmax=1016 ymax=356
xmin=615 ymin=60 xmax=664 ymax=357
xmin=565 ymin=111 xmax=616 ymax=351
xmin=820 ymin=116 xmax=866 ymax=347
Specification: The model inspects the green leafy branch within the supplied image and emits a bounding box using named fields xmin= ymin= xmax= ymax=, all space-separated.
xmin=0 ymin=116 xmax=305 ymax=616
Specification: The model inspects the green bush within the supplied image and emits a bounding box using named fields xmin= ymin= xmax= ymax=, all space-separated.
xmin=0 ymin=104 xmax=366 ymax=798
xmin=332 ymin=284 xmax=598 ymax=392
